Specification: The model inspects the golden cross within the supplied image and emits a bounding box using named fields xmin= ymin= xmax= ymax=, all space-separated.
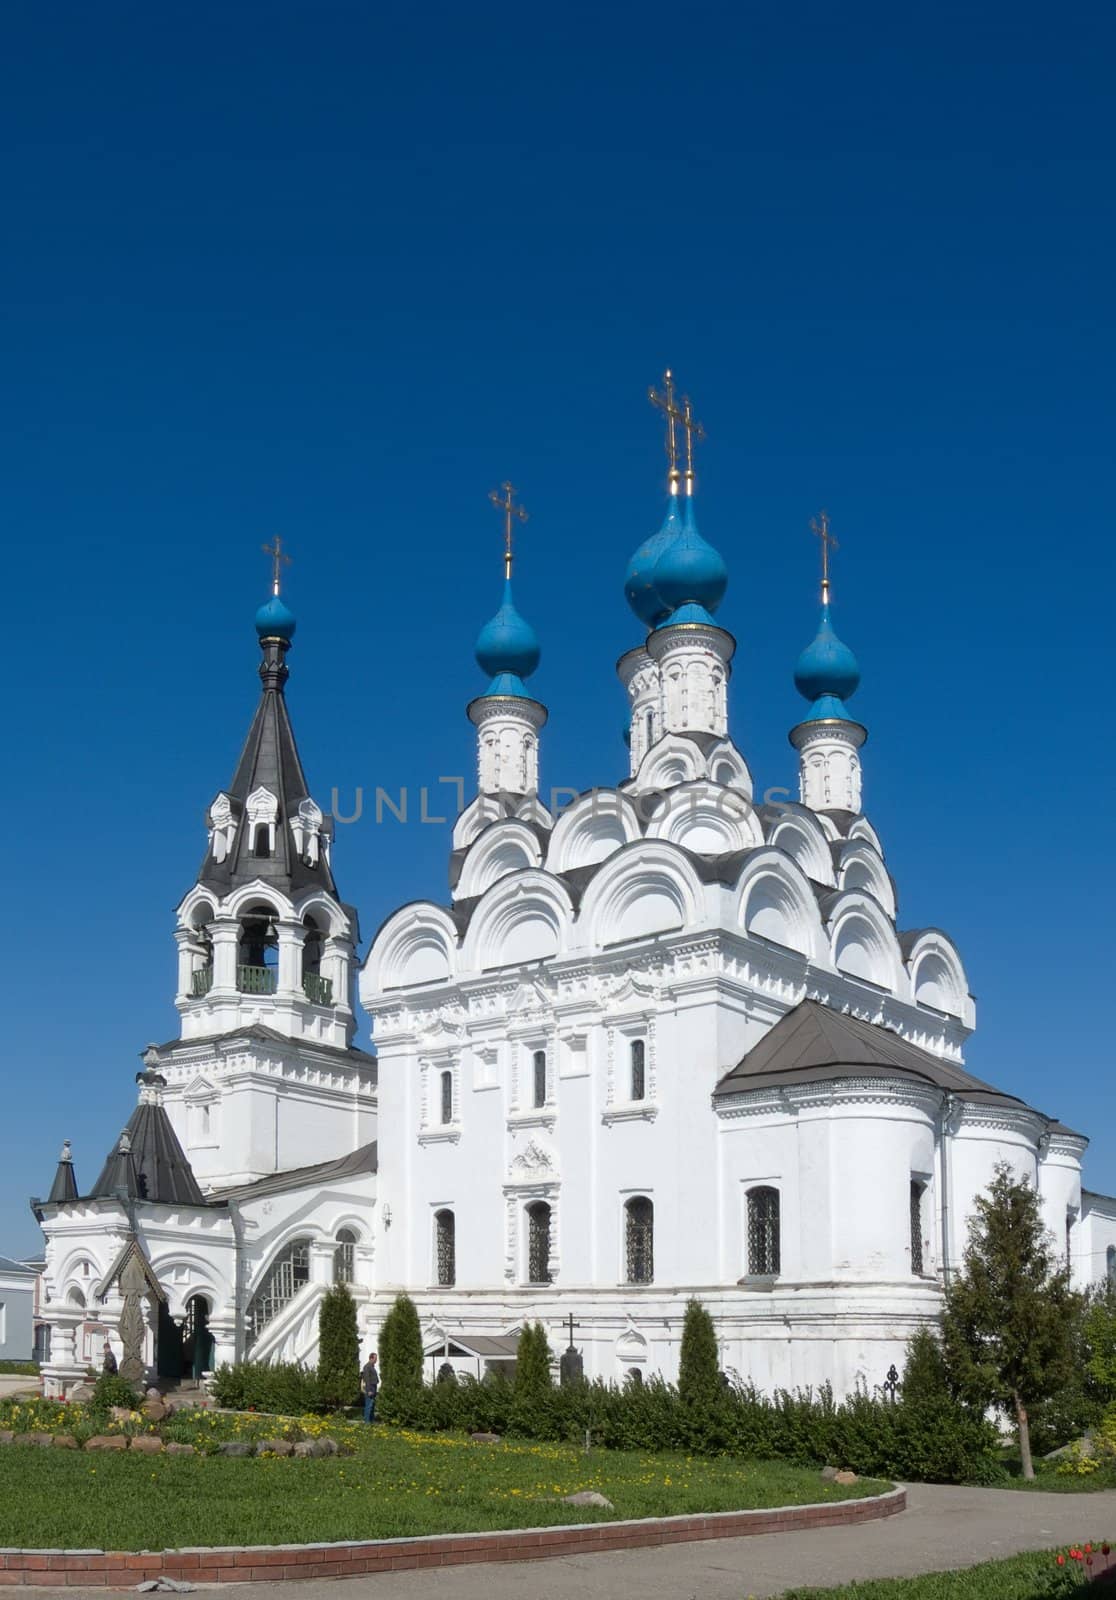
xmin=261 ymin=535 xmax=291 ymax=596
xmin=648 ymin=368 xmax=685 ymax=488
xmin=489 ymin=482 xmax=528 ymax=580
xmin=810 ymin=511 xmax=838 ymax=600
xmin=681 ymin=394 xmax=706 ymax=490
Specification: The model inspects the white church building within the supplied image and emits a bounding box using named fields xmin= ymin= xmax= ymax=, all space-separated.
xmin=32 ymin=387 xmax=1116 ymax=1398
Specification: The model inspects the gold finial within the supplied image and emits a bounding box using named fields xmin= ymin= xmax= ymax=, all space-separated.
xmin=649 ymin=368 xmax=685 ymax=493
xmin=680 ymin=394 xmax=706 ymax=495
xmin=489 ymin=482 xmax=528 ymax=580
xmin=810 ymin=510 xmax=838 ymax=603
xmin=261 ymin=535 xmax=291 ymax=596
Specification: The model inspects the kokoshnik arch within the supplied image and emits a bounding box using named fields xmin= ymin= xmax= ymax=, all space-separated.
xmin=30 ymin=378 xmax=1116 ymax=1397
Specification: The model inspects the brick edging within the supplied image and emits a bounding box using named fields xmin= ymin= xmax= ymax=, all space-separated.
xmin=0 ymin=1487 xmax=905 ymax=1585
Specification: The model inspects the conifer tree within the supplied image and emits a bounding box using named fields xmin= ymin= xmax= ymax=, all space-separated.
xmin=515 ymin=1321 xmax=553 ymax=1401
xmin=941 ymin=1163 xmax=1080 ymax=1478
xmin=678 ymin=1298 xmax=721 ymax=1408
xmin=379 ymin=1292 xmax=423 ymax=1399
xmin=900 ymin=1326 xmax=951 ymax=1405
xmin=317 ymin=1284 xmax=359 ymax=1411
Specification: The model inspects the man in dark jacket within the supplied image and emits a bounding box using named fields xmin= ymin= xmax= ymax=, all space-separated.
xmin=361 ymin=1351 xmax=379 ymax=1423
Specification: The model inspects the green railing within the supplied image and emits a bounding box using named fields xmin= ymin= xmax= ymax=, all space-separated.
xmin=302 ymin=971 xmax=333 ymax=1006
xmin=238 ymin=964 xmax=278 ymax=995
xmin=191 ymin=965 xmax=213 ymax=997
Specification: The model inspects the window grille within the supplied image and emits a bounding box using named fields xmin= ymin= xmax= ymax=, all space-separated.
xmin=333 ymin=1229 xmax=356 ymax=1284
xmin=526 ymin=1201 xmax=552 ymax=1284
xmin=532 ymin=1050 xmax=547 ymax=1109
xmin=746 ymin=1187 xmax=780 ymax=1276
xmin=910 ymin=1182 xmax=925 ymax=1275
xmin=435 ymin=1210 xmax=455 ymax=1287
xmin=625 ymin=1196 xmax=654 ymax=1283
xmin=630 ymin=1039 xmax=646 ymax=1101
xmin=440 ymin=1069 xmax=453 ymax=1125
xmin=246 ymin=1238 xmax=311 ymax=1345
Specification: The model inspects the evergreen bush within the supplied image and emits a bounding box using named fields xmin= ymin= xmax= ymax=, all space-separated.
xmin=317 ymin=1283 xmax=359 ymax=1410
xmin=377 ymin=1293 xmax=423 ymax=1419
xmin=211 ymin=1360 xmax=322 ymax=1414
xmin=90 ymin=1372 xmax=140 ymax=1410
xmin=678 ymin=1298 xmax=721 ymax=1409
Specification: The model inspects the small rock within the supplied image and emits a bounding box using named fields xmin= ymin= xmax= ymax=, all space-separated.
xmin=561 ymin=1490 xmax=614 ymax=1508
xmin=834 ymin=1470 xmax=859 ymax=1485
xmin=145 ymin=1387 xmax=162 ymax=1401
xmin=67 ymin=1383 xmax=96 ymax=1402
xmin=142 ymin=1401 xmax=171 ymax=1423
xmin=318 ymin=1436 xmax=339 ymax=1456
xmin=820 ymin=1465 xmax=839 ymax=1481
xmin=137 ymin=1581 xmax=196 ymax=1594
xmin=86 ymin=1434 xmax=128 ymax=1451
xmin=52 ymin=1435 xmax=79 ymax=1449
xmin=164 ymin=1442 xmax=195 ymax=1456
xmin=293 ymin=1438 xmax=330 ymax=1457
xmin=470 ymin=1431 xmax=501 ymax=1444
xmin=110 ymin=1406 xmax=138 ymax=1422
xmin=255 ymin=1439 xmax=294 ymax=1456
xmin=217 ymin=1441 xmax=254 ymax=1458
xmin=130 ymin=1435 xmax=164 ymax=1454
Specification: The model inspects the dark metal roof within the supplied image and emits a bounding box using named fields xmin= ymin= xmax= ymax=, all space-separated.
xmin=208 ymin=1140 xmax=377 ymax=1203
xmin=713 ymin=999 xmax=1033 ymax=1111
xmin=47 ymin=1145 xmax=78 ymax=1204
xmin=150 ymin=1023 xmax=377 ymax=1069
xmin=89 ymin=1101 xmax=205 ymax=1207
xmin=196 ymin=641 xmax=339 ymax=902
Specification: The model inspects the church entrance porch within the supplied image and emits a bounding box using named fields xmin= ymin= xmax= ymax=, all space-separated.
xmin=183 ymin=1294 xmax=215 ymax=1379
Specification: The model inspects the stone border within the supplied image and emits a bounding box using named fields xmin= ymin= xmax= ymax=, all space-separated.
xmin=0 ymin=1487 xmax=905 ymax=1585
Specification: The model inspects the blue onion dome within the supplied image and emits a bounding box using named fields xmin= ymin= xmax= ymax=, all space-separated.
xmin=651 ymin=493 xmax=728 ymax=618
xmin=794 ymin=601 xmax=860 ymax=714
xmin=625 ymin=497 xmax=682 ymax=627
xmin=475 ymin=577 xmax=540 ymax=687
xmin=255 ymin=592 xmax=297 ymax=641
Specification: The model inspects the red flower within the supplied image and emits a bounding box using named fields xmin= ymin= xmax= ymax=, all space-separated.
xmin=1057 ymin=1555 xmax=1066 ymax=1566
xmin=1085 ymin=1544 xmax=1093 ymax=1554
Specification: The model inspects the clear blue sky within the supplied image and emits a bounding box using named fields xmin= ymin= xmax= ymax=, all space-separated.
xmin=3 ymin=3 xmax=1114 ymax=1253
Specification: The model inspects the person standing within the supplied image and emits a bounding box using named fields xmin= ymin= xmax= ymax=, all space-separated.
xmin=101 ymin=1340 xmax=118 ymax=1375
xmin=361 ymin=1351 xmax=379 ymax=1423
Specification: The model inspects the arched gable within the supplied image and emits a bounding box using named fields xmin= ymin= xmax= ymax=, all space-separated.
xmin=292 ymin=889 xmax=352 ymax=938
xmin=546 ymin=791 xmax=641 ymax=874
xmin=705 ymin=738 xmax=754 ymax=798
xmin=847 ymin=816 xmax=885 ymax=854
xmin=734 ymin=850 xmax=825 ymax=960
xmin=631 ymin=734 xmax=708 ymax=793
xmin=452 ymin=793 xmax=554 ymax=851
xmin=222 ymin=880 xmax=294 ymax=923
xmin=176 ymin=885 xmax=220 ymax=930
xmin=461 ymin=871 xmax=574 ymax=973
xmin=904 ymin=930 xmax=971 ymax=1022
xmin=826 ymin=890 xmax=906 ymax=994
xmin=363 ymin=903 xmax=459 ymax=993
xmin=765 ymin=808 xmax=835 ymax=886
xmin=835 ymin=841 xmax=896 ymax=918
xmin=456 ymin=819 xmax=545 ymax=901
xmin=579 ymin=841 xmax=704 ymax=949
xmin=646 ymin=781 xmax=762 ymax=856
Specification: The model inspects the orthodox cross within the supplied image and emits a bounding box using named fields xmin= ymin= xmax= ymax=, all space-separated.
xmin=648 ymin=368 xmax=685 ymax=489
xmin=489 ymin=482 xmax=528 ymax=580
xmin=261 ymin=535 xmax=291 ymax=596
xmin=680 ymin=393 xmax=706 ymax=491
xmin=810 ymin=510 xmax=838 ymax=602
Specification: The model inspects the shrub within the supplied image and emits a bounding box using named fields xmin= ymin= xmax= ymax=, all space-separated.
xmin=317 ymin=1284 xmax=359 ymax=1411
xmin=901 ymin=1327 xmax=951 ymax=1404
xmin=91 ymin=1372 xmax=141 ymax=1410
xmin=678 ymin=1298 xmax=721 ymax=1410
xmin=377 ymin=1293 xmax=423 ymax=1419
xmin=211 ymin=1360 xmax=323 ymax=1415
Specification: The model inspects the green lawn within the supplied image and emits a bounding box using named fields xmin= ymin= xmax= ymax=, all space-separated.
xmin=0 ymin=1427 xmax=888 ymax=1550
xmin=782 ymin=1543 xmax=1113 ymax=1597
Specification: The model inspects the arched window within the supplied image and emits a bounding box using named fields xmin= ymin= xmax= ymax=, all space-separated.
xmin=532 ymin=1050 xmax=547 ymax=1109
xmin=1108 ymin=1245 xmax=1116 ymax=1282
xmin=625 ymin=1196 xmax=654 ymax=1283
xmin=435 ymin=1209 xmax=456 ymax=1287
xmin=526 ymin=1201 xmax=552 ymax=1284
xmin=909 ymin=1181 xmax=925 ymax=1276
xmin=333 ymin=1228 xmax=357 ymax=1284
xmin=253 ymin=824 xmax=271 ymax=859
xmin=630 ymin=1039 xmax=646 ymax=1101
xmin=238 ymin=906 xmax=279 ymax=994
xmin=626 ymin=1366 xmax=644 ymax=1387
xmin=644 ymin=709 xmax=654 ymax=748
xmin=246 ymin=1237 xmax=311 ymax=1345
xmin=747 ymin=1187 xmax=780 ymax=1277
xmin=440 ymin=1069 xmax=453 ymax=1125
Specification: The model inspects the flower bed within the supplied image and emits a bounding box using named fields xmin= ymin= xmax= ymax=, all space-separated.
xmin=0 ymin=1395 xmax=362 ymax=1457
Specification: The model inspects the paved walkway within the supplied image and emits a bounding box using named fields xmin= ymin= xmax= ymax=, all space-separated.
xmin=56 ymin=1483 xmax=1116 ymax=1598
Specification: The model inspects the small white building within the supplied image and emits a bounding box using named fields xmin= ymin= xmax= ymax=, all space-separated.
xmin=31 ymin=418 xmax=1116 ymax=1398
xmin=0 ymin=1255 xmax=37 ymax=1363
